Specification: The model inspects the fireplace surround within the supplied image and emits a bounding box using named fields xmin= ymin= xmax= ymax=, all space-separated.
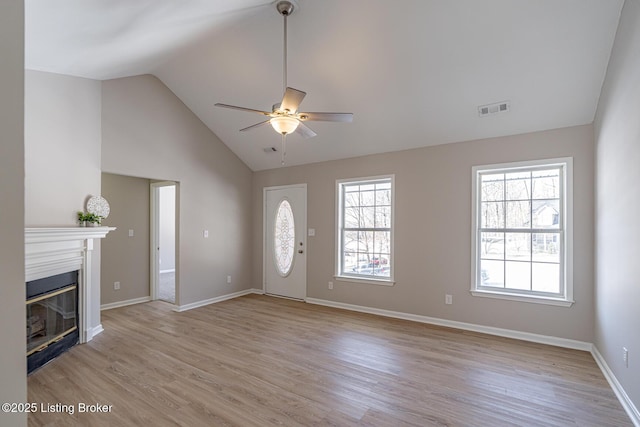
xmin=25 ymin=227 xmax=115 ymax=368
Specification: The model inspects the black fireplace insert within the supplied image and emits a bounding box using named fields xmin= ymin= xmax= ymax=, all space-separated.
xmin=26 ymin=270 xmax=79 ymax=374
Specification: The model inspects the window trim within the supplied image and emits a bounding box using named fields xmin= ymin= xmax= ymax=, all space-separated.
xmin=335 ymin=174 xmax=395 ymax=285
xmin=470 ymin=158 xmax=574 ymax=306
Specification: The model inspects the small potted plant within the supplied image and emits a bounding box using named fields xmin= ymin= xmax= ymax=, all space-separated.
xmin=77 ymin=211 xmax=103 ymax=227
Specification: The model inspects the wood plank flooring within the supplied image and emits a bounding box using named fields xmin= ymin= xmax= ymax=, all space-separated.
xmin=28 ymin=294 xmax=631 ymax=426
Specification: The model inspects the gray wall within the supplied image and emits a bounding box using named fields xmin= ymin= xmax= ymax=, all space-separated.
xmin=101 ymin=173 xmax=151 ymax=305
xmin=25 ymin=71 xmax=102 ymax=226
xmin=0 ymin=0 xmax=26 ymax=425
xmin=101 ymin=75 xmax=253 ymax=306
xmin=24 ymin=70 xmax=104 ymax=332
xmin=594 ymin=0 xmax=640 ymax=411
xmin=253 ymin=124 xmax=595 ymax=342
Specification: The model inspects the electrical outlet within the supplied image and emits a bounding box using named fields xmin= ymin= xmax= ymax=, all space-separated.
xmin=114 ymin=281 xmax=120 ymax=290
xmin=227 ymin=275 xmax=232 ymax=284
xmin=328 ymin=281 xmax=333 ymax=290
xmin=128 ymin=229 xmax=134 ymax=237
xmin=203 ymin=230 xmax=209 ymax=238
xmin=445 ymin=294 xmax=453 ymax=305
xmin=623 ymin=347 xmax=629 ymax=368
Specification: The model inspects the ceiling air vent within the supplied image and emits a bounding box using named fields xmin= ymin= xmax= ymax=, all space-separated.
xmin=478 ymin=101 xmax=510 ymax=117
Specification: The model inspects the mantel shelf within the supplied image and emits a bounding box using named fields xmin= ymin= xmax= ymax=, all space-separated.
xmin=25 ymin=226 xmax=117 ymax=244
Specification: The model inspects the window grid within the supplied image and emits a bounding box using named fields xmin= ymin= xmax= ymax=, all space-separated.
xmin=477 ymin=165 xmax=564 ymax=298
xmin=338 ymin=178 xmax=392 ymax=281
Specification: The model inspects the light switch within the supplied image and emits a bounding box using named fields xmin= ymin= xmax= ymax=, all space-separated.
xmin=204 ymin=230 xmax=209 ymax=238
xmin=128 ymin=229 xmax=134 ymax=237
xmin=308 ymin=228 xmax=316 ymax=236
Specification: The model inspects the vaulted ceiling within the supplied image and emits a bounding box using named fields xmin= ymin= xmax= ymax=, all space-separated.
xmin=26 ymin=0 xmax=624 ymax=170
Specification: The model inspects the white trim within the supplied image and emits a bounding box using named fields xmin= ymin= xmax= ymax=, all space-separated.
xmin=25 ymin=227 xmax=116 ymax=245
xmin=304 ymin=297 xmax=591 ymax=351
xmin=335 ymin=174 xmax=395 ymax=284
xmin=173 ymin=288 xmax=263 ymax=312
xmin=101 ymin=296 xmax=152 ymax=311
xmin=470 ymin=290 xmax=574 ymax=307
xmin=592 ymin=346 xmax=640 ymax=426
xmin=159 ymin=269 xmax=175 ymax=274
xmin=334 ymin=275 xmax=396 ymax=286
xmin=88 ymin=324 xmax=104 ymax=340
xmin=470 ymin=157 xmax=573 ymax=304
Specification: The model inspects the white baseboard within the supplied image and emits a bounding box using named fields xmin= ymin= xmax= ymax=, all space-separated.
xmin=304 ymin=297 xmax=591 ymax=351
xmin=88 ymin=324 xmax=104 ymax=340
xmin=101 ymin=296 xmax=152 ymax=311
xmin=592 ymin=346 xmax=640 ymax=426
xmin=173 ymin=288 xmax=264 ymax=312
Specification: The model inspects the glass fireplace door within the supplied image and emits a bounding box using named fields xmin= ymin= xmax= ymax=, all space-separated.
xmin=26 ymin=285 xmax=78 ymax=356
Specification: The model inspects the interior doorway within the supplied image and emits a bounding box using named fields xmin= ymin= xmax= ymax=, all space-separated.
xmin=151 ymin=181 xmax=177 ymax=304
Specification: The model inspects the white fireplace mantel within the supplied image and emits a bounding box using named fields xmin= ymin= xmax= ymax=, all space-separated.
xmin=25 ymin=227 xmax=116 ymax=343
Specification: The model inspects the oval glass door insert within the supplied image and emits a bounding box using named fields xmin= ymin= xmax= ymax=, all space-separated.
xmin=274 ymin=199 xmax=295 ymax=277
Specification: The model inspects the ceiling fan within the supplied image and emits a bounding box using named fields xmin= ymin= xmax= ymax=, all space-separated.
xmin=215 ymin=0 xmax=353 ymax=164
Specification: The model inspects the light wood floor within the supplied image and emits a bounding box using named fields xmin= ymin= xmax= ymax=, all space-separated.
xmin=28 ymin=294 xmax=631 ymax=426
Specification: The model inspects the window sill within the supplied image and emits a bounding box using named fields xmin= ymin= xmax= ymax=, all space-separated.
xmin=470 ymin=290 xmax=574 ymax=307
xmin=335 ymin=275 xmax=395 ymax=286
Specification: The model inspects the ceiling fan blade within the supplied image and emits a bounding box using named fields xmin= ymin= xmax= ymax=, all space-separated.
xmin=298 ymin=112 xmax=353 ymax=122
xmin=280 ymin=87 xmax=306 ymax=113
xmin=215 ymin=103 xmax=272 ymax=116
xmin=239 ymin=120 xmax=271 ymax=132
xmin=295 ymin=122 xmax=317 ymax=139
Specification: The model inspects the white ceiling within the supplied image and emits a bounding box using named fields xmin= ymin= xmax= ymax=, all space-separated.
xmin=26 ymin=0 xmax=624 ymax=171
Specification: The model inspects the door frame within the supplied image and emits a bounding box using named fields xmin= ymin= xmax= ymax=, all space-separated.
xmin=263 ymin=183 xmax=307 ymax=299
xmin=150 ymin=181 xmax=178 ymax=303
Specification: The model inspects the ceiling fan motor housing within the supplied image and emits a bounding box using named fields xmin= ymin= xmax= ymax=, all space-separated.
xmin=276 ymin=1 xmax=295 ymax=16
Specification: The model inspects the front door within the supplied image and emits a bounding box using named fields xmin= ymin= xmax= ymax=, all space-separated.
xmin=264 ymin=185 xmax=307 ymax=299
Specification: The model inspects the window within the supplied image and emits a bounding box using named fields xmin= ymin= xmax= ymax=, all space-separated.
xmin=471 ymin=158 xmax=573 ymax=306
xmin=273 ymin=199 xmax=295 ymax=277
xmin=336 ymin=176 xmax=394 ymax=284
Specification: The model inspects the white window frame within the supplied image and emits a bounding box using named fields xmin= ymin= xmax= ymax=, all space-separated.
xmin=335 ymin=175 xmax=395 ymax=285
xmin=471 ymin=158 xmax=573 ymax=306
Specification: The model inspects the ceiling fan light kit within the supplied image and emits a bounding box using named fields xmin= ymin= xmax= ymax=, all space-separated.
xmin=214 ymin=0 xmax=353 ymax=165
xmin=270 ymin=115 xmax=299 ymax=135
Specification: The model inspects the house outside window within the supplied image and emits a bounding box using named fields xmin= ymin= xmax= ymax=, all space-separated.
xmin=336 ymin=175 xmax=394 ymax=284
xmin=471 ymin=158 xmax=573 ymax=306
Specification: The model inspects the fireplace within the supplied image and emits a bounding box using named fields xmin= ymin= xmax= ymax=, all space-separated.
xmin=27 ymin=270 xmax=79 ymax=374
xmin=25 ymin=227 xmax=115 ymax=373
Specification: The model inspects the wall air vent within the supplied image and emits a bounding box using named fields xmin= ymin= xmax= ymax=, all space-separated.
xmin=478 ymin=101 xmax=510 ymax=117
xmin=263 ymin=147 xmax=278 ymax=153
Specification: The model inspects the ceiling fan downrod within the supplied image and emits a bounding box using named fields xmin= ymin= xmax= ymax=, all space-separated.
xmin=276 ymin=1 xmax=294 ymax=94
